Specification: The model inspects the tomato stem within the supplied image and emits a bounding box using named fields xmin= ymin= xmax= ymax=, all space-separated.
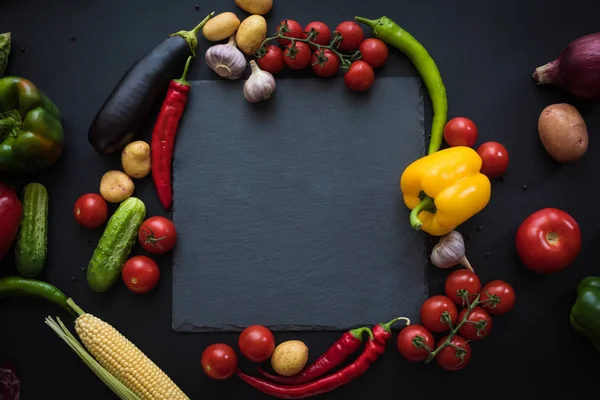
xmin=424 ymin=294 xmax=481 ymax=364
xmin=256 ymin=22 xmax=362 ymax=72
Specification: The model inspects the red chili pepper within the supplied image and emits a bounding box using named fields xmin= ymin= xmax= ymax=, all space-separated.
xmin=238 ymin=317 xmax=410 ymax=399
xmin=151 ymin=56 xmax=193 ymax=211
xmin=257 ymin=327 xmax=373 ymax=384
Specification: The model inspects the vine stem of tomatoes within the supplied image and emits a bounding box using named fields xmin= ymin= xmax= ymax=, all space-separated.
xmin=256 ymin=27 xmax=362 ymax=71
xmin=415 ymin=291 xmax=500 ymax=365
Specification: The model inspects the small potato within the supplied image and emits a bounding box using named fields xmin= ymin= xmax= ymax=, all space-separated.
xmin=271 ymin=340 xmax=309 ymax=377
xmin=100 ymin=170 xmax=134 ymax=203
xmin=121 ymin=140 xmax=151 ymax=179
xmin=236 ymin=15 xmax=267 ymax=56
xmin=202 ymin=12 xmax=241 ymax=42
xmin=235 ymin=0 xmax=273 ymax=15
xmin=538 ymin=103 xmax=588 ymax=163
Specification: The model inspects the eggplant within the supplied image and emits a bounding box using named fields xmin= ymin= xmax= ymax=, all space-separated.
xmin=88 ymin=12 xmax=214 ymax=155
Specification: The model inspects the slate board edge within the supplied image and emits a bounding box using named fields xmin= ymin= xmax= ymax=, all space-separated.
xmin=170 ymin=76 xmax=430 ymax=333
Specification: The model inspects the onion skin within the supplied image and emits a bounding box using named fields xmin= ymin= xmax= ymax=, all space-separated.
xmin=533 ymin=33 xmax=600 ymax=101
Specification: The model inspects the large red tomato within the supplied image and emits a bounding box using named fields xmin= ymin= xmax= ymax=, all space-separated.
xmin=0 ymin=183 xmax=23 ymax=261
xmin=138 ymin=216 xmax=178 ymax=254
xmin=515 ymin=208 xmax=581 ymax=274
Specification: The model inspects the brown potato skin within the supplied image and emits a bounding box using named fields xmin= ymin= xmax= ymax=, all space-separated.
xmin=538 ymin=103 xmax=588 ymax=163
xmin=236 ymin=15 xmax=267 ymax=56
xmin=100 ymin=171 xmax=135 ymax=203
xmin=121 ymin=141 xmax=151 ymax=179
xmin=202 ymin=12 xmax=241 ymax=42
xmin=235 ymin=0 xmax=273 ymax=15
xmin=270 ymin=340 xmax=309 ymax=377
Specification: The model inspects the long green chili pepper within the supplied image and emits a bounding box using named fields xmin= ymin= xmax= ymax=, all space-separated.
xmin=0 ymin=276 xmax=76 ymax=316
xmin=355 ymin=16 xmax=447 ymax=155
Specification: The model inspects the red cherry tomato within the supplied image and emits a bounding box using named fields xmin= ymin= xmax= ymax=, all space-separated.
xmin=435 ymin=335 xmax=472 ymax=371
xmin=138 ymin=216 xmax=177 ymax=255
xmin=73 ymin=193 xmax=108 ymax=229
xmin=284 ymin=42 xmax=312 ymax=70
xmin=121 ymin=256 xmax=160 ymax=294
xmin=334 ymin=21 xmax=364 ymax=51
xmin=458 ymin=306 xmax=493 ymax=341
xmin=420 ymin=295 xmax=458 ymax=333
xmin=238 ymin=325 xmax=275 ymax=362
xmin=358 ymin=38 xmax=389 ymax=68
xmin=476 ymin=141 xmax=509 ymax=179
xmin=303 ymin=21 xmax=331 ymax=46
xmin=396 ymin=324 xmax=435 ymax=362
xmin=443 ymin=117 xmax=478 ymax=147
xmin=480 ymin=280 xmax=516 ymax=316
xmin=344 ymin=61 xmax=375 ymax=92
xmin=257 ymin=45 xmax=285 ymax=74
xmin=444 ymin=270 xmax=481 ymax=306
xmin=201 ymin=343 xmax=238 ymax=380
xmin=516 ymin=208 xmax=581 ymax=274
xmin=311 ymin=49 xmax=340 ymax=77
xmin=276 ymin=19 xmax=303 ymax=46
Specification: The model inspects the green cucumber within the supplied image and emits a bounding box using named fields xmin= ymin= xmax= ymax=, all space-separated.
xmin=87 ymin=197 xmax=146 ymax=292
xmin=15 ymin=182 xmax=49 ymax=278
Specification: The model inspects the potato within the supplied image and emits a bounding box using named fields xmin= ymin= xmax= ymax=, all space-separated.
xmin=100 ymin=170 xmax=134 ymax=203
xmin=271 ymin=340 xmax=309 ymax=377
xmin=235 ymin=0 xmax=273 ymax=15
xmin=538 ymin=103 xmax=588 ymax=163
xmin=121 ymin=140 xmax=151 ymax=179
xmin=202 ymin=12 xmax=241 ymax=42
xmin=236 ymin=15 xmax=267 ymax=56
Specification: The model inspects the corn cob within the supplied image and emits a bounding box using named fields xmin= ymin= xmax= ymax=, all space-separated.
xmin=47 ymin=299 xmax=189 ymax=400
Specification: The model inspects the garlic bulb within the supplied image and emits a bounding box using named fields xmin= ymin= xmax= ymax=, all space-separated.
xmin=430 ymin=231 xmax=474 ymax=271
xmin=205 ymin=35 xmax=247 ymax=80
xmin=243 ymin=60 xmax=276 ymax=103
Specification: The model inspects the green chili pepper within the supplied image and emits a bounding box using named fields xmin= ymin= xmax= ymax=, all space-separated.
xmin=355 ymin=16 xmax=447 ymax=155
xmin=0 ymin=276 xmax=75 ymax=316
xmin=0 ymin=33 xmax=10 ymax=77
xmin=0 ymin=76 xmax=65 ymax=173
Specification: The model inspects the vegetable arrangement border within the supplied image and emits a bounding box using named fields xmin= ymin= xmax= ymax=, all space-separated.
xmin=0 ymin=1 xmax=597 ymax=399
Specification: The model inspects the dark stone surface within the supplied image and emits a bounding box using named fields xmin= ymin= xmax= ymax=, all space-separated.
xmin=0 ymin=0 xmax=599 ymax=399
xmin=171 ymin=78 xmax=427 ymax=332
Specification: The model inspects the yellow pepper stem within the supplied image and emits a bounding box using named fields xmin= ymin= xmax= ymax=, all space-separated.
xmin=410 ymin=196 xmax=435 ymax=230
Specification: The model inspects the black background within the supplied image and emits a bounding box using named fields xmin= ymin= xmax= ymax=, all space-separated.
xmin=1 ymin=0 xmax=599 ymax=399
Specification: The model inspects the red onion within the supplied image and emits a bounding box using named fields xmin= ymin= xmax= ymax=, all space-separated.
xmin=533 ymin=33 xmax=600 ymax=101
xmin=0 ymin=363 xmax=20 ymax=400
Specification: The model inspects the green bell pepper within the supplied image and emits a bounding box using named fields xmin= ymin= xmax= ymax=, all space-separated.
xmin=0 ymin=76 xmax=65 ymax=173
xmin=0 ymin=32 xmax=10 ymax=77
xmin=570 ymin=276 xmax=600 ymax=351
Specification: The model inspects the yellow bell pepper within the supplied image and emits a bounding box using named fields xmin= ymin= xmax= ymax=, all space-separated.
xmin=400 ymin=146 xmax=491 ymax=236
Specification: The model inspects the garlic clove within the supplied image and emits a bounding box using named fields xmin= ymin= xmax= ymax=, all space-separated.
xmin=205 ymin=35 xmax=247 ymax=80
xmin=430 ymin=231 xmax=474 ymax=272
xmin=243 ymin=60 xmax=276 ymax=103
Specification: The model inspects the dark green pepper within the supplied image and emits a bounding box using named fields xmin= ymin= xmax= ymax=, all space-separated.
xmin=570 ymin=276 xmax=600 ymax=351
xmin=0 ymin=76 xmax=64 ymax=173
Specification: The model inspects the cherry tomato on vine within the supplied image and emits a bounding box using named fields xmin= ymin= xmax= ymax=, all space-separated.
xmin=73 ymin=193 xmax=108 ymax=229
xmin=344 ymin=61 xmax=375 ymax=92
xmin=435 ymin=335 xmax=472 ymax=371
xmin=458 ymin=306 xmax=493 ymax=341
xmin=476 ymin=141 xmax=509 ymax=179
xmin=276 ymin=19 xmax=303 ymax=46
xmin=257 ymin=45 xmax=285 ymax=74
xmin=396 ymin=324 xmax=435 ymax=362
xmin=284 ymin=42 xmax=312 ymax=70
xmin=480 ymin=280 xmax=515 ymax=316
xmin=311 ymin=49 xmax=340 ymax=77
xmin=138 ymin=216 xmax=178 ymax=254
xmin=238 ymin=325 xmax=275 ymax=362
xmin=443 ymin=117 xmax=478 ymax=147
xmin=420 ymin=295 xmax=458 ymax=333
xmin=201 ymin=343 xmax=238 ymax=380
xmin=444 ymin=270 xmax=481 ymax=306
xmin=515 ymin=208 xmax=581 ymax=274
xmin=303 ymin=21 xmax=331 ymax=46
xmin=359 ymin=38 xmax=389 ymax=68
xmin=121 ymin=256 xmax=160 ymax=294
xmin=334 ymin=21 xmax=364 ymax=51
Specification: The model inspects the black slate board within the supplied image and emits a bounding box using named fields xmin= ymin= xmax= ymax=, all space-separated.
xmin=172 ymin=77 xmax=428 ymax=332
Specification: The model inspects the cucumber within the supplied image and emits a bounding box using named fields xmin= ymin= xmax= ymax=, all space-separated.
xmin=15 ymin=183 xmax=49 ymax=278
xmin=87 ymin=197 xmax=146 ymax=292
